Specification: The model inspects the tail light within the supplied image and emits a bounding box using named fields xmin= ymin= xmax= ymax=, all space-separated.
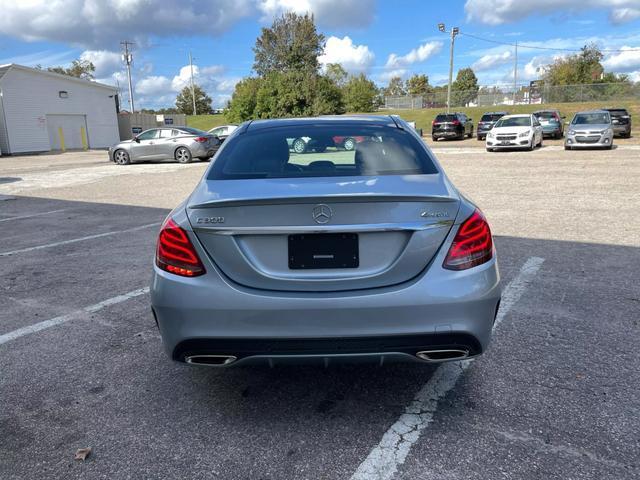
xmin=432 ymin=120 xmax=437 ymax=126
xmin=156 ymin=218 xmax=205 ymax=277
xmin=195 ymin=136 xmax=208 ymax=143
xmin=452 ymin=120 xmax=461 ymax=126
xmin=443 ymin=209 xmax=493 ymax=271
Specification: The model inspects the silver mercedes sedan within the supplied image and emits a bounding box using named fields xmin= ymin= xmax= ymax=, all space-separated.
xmin=109 ymin=127 xmax=220 ymax=165
xmin=150 ymin=116 xmax=501 ymax=368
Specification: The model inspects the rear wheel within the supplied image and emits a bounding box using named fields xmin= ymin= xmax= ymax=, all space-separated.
xmin=343 ymin=137 xmax=356 ymax=151
xmin=175 ymin=147 xmax=192 ymax=164
xmin=113 ymin=149 xmax=130 ymax=165
xmin=292 ymin=138 xmax=306 ymax=154
xmin=486 ymin=148 xmax=493 ymax=152
xmin=564 ymin=145 xmax=571 ymax=151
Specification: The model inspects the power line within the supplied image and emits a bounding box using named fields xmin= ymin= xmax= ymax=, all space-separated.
xmin=459 ymin=31 xmax=640 ymax=53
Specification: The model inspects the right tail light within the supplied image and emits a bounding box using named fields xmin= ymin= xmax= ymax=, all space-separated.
xmin=443 ymin=209 xmax=494 ymax=271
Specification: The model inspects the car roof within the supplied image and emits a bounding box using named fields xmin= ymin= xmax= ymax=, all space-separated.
xmin=601 ymin=107 xmax=627 ymax=111
xmin=500 ymin=114 xmax=531 ymax=118
xmin=482 ymin=111 xmax=508 ymax=114
xmin=574 ymin=109 xmax=610 ymax=114
xmin=245 ymin=115 xmax=399 ymax=131
xmin=533 ymin=109 xmax=559 ymax=113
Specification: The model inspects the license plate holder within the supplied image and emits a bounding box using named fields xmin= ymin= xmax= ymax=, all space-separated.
xmin=288 ymin=233 xmax=359 ymax=269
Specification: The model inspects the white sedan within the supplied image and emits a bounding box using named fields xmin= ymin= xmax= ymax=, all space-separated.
xmin=486 ymin=114 xmax=543 ymax=152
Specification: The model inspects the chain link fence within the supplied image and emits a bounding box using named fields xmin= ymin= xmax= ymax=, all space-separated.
xmin=382 ymin=82 xmax=640 ymax=110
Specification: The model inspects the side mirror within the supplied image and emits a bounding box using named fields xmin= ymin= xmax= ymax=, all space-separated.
xmin=134 ymin=137 xmax=140 ymax=143
xmin=561 ymin=115 xmax=566 ymax=119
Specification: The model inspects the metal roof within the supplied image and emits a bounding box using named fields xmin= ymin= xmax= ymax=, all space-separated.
xmin=0 ymin=64 xmax=116 ymax=90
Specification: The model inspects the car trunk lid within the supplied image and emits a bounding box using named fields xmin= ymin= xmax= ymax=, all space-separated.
xmin=187 ymin=175 xmax=459 ymax=292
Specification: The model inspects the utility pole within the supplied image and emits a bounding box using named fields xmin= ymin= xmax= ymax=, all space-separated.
xmin=121 ymin=41 xmax=135 ymax=113
xmin=439 ymin=24 xmax=459 ymax=114
xmin=513 ymin=41 xmax=518 ymax=106
xmin=189 ymin=52 xmax=197 ymax=116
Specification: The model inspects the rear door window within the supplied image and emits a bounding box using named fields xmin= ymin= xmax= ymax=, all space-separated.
xmin=480 ymin=114 xmax=504 ymax=122
xmin=208 ymin=125 xmax=438 ymax=180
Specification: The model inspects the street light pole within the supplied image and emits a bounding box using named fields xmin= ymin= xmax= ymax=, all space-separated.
xmin=439 ymin=24 xmax=459 ymax=114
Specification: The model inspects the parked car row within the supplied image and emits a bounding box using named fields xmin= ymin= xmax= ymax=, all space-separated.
xmin=431 ymin=107 xmax=632 ymax=145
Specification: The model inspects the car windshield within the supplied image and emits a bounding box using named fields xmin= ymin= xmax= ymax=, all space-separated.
xmin=480 ymin=114 xmax=505 ymax=122
xmin=435 ymin=114 xmax=457 ymax=122
xmin=208 ymin=125 xmax=438 ymax=180
xmin=534 ymin=112 xmax=557 ymax=120
xmin=494 ymin=117 xmax=531 ymax=127
xmin=178 ymin=127 xmax=208 ymax=135
xmin=572 ymin=113 xmax=610 ymax=125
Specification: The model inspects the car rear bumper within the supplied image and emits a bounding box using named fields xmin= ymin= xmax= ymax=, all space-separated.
xmin=432 ymin=130 xmax=463 ymax=139
xmin=151 ymin=246 xmax=501 ymax=367
xmin=611 ymin=124 xmax=631 ymax=136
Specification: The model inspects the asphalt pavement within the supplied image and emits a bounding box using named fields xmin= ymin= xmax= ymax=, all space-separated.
xmin=1 ymin=144 xmax=638 ymax=479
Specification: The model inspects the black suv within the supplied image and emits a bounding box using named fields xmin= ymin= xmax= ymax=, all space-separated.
xmin=602 ymin=108 xmax=632 ymax=138
xmin=476 ymin=111 xmax=509 ymax=140
xmin=432 ymin=113 xmax=474 ymax=141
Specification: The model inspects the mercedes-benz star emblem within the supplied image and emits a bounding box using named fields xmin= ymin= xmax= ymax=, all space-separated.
xmin=312 ymin=204 xmax=332 ymax=224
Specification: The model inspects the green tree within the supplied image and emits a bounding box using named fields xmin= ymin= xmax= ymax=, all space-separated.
xmin=325 ymin=63 xmax=348 ymax=88
xmin=343 ymin=74 xmax=379 ymax=112
xmin=253 ymin=12 xmax=325 ymax=76
xmin=544 ymin=44 xmax=605 ymax=86
xmin=47 ymin=59 xmax=95 ymax=80
xmin=225 ymin=77 xmax=262 ymax=122
xmin=451 ymin=67 xmax=479 ymax=106
xmin=175 ymin=84 xmax=213 ymax=115
xmin=313 ymin=75 xmax=346 ymax=115
xmin=405 ymin=74 xmax=432 ymax=96
xmin=383 ymin=76 xmax=406 ymax=97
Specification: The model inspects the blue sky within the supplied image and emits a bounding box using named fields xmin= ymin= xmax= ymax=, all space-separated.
xmin=1 ymin=0 xmax=639 ymax=110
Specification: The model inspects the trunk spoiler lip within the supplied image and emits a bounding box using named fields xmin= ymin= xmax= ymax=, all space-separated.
xmin=189 ymin=195 xmax=458 ymax=210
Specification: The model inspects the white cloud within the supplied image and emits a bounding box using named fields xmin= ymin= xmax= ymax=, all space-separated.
xmin=378 ymin=69 xmax=409 ymax=83
xmin=318 ymin=36 xmax=375 ymax=74
xmin=0 ymin=0 xmax=254 ymax=48
xmin=472 ymin=50 xmax=513 ymax=71
xmin=256 ymin=0 xmax=375 ymax=28
xmin=610 ymin=8 xmax=640 ymax=24
xmin=79 ymin=50 xmax=121 ymax=77
xmin=136 ymin=76 xmax=173 ymax=96
xmin=603 ymin=46 xmax=640 ymax=72
xmin=465 ymin=0 xmax=640 ymax=25
xmin=134 ymin=63 xmax=239 ymax=109
xmin=385 ymin=41 xmax=442 ymax=69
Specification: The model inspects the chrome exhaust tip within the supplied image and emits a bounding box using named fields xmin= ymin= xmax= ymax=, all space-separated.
xmin=184 ymin=355 xmax=237 ymax=366
xmin=416 ymin=349 xmax=469 ymax=362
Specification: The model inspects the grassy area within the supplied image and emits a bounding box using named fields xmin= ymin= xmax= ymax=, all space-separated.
xmin=187 ymin=100 xmax=639 ymax=134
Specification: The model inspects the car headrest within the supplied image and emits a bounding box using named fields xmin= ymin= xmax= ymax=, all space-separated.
xmin=252 ymin=137 xmax=290 ymax=174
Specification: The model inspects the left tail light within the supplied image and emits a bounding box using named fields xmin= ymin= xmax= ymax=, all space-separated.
xmin=195 ymin=136 xmax=208 ymax=143
xmin=156 ymin=218 xmax=205 ymax=277
xmin=443 ymin=209 xmax=493 ymax=271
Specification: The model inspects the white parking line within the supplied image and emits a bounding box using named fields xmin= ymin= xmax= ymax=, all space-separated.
xmin=349 ymin=256 xmax=545 ymax=480
xmin=0 ymin=287 xmax=150 ymax=346
xmin=0 ymin=222 xmax=160 ymax=257
xmin=0 ymin=208 xmax=69 ymax=223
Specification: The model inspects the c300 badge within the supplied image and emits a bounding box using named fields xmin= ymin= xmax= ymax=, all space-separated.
xmin=196 ymin=216 xmax=225 ymax=224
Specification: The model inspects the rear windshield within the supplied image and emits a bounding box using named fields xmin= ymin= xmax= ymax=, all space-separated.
xmin=177 ymin=127 xmax=208 ymax=135
xmin=434 ymin=114 xmax=457 ymax=122
xmin=208 ymin=125 xmax=438 ymax=180
xmin=534 ymin=112 xmax=558 ymax=120
xmin=494 ymin=117 xmax=531 ymax=127
xmin=572 ymin=113 xmax=610 ymax=125
xmin=480 ymin=114 xmax=505 ymax=122
xmin=605 ymin=109 xmax=628 ymax=117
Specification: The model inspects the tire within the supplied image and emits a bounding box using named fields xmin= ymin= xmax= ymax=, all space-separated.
xmin=477 ymin=135 xmax=483 ymax=141
xmin=527 ymin=141 xmax=534 ymax=151
xmin=432 ymin=136 xmax=437 ymax=142
xmin=292 ymin=138 xmax=306 ymax=154
xmin=605 ymin=144 xmax=613 ymax=150
xmin=343 ymin=137 xmax=356 ymax=151
xmin=113 ymin=149 xmax=130 ymax=165
xmin=175 ymin=146 xmax=192 ymax=163
xmin=564 ymin=145 xmax=571 ymax=151
xmin=486 ymin=148 xmax=493 ymax=152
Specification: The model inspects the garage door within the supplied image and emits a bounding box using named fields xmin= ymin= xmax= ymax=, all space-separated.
xmin=46 ymin=114 xmax=88 ymax=151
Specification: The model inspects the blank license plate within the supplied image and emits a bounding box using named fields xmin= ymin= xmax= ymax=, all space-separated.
xmin=288 ymin=233 xmax=359 ymax=269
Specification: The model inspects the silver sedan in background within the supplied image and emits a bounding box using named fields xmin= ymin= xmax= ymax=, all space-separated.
xmin=565 ymin=110 xmax=614 ymax=150
xmin=109 ymin=127 xmax=221 ymax=165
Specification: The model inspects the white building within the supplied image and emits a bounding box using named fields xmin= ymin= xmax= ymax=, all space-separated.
xmin=0 ymin=64 xmax=119 ymax=155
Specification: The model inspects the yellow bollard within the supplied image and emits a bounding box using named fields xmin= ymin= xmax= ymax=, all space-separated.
xmin=80 ymin=127 xmax=88 ymax=150
xmin=58 ymin=127 xmax=66 ymax=151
